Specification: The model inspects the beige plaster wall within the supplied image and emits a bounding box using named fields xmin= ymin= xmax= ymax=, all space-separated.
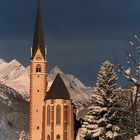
xmin=44 ymin=99 xmax=74 ymax=140
xmin=29 ymin=49 xmax=47 ymax=140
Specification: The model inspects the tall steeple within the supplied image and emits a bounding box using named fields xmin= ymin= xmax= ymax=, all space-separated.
xmin=32 ymin=0 xmax=45 ymax=59
xmin=29 ymin=1 xmax=47 ymax=140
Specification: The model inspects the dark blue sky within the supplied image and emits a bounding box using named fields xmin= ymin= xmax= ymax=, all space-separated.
xmin=0 ymin=0 xmax=140 ymax=86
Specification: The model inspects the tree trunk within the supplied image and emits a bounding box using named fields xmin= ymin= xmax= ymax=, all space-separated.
xmin=131 ymin=102 xmax=135 ymax=140
xmin=131 ymin=86 xmax=139 ymax=140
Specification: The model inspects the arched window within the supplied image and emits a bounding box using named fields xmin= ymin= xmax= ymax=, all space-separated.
xmin=36 ymin=64 xmax=41 ymax=73
xmin=47 ymin=105 xmax=50 ymax=126
xmin=47 ymin=135 xmax=50 ymax=140
xmin=56 ymin=135 xmax=60 ymax=140
xmin=56 ymin=105 xmax=61 ymax=125
xmin=65 ymin=106 xmax=69 ymax=125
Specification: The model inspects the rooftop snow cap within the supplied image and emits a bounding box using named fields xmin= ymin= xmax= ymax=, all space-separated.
xmin=45 ymin=73 xmax=70 ymax=100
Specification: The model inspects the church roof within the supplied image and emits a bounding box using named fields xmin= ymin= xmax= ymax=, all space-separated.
xmin=32 ymin=0 xmax=45 ymax=59
xmin=45 ymin=74 xmax=70 ymax=100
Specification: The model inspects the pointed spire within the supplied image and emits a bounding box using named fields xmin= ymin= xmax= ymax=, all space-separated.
xmin=32 ymin=0 xmax=45 ymax=59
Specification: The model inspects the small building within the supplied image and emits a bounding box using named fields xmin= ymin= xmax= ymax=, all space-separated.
xmin=44 ymin=74 xmax=74 ymax=140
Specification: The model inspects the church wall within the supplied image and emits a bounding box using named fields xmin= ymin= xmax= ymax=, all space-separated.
xmin=44 ymin=99 xmax=74 ymax=140
xmin=30 ymin=50 xmax=47 ymax=140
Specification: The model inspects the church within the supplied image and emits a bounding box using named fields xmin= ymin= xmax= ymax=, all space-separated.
xmin=29 ymin=0 xmax=75 ymax=140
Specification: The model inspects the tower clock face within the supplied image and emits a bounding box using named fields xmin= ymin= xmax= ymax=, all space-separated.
xmin=36 ymin=56 xmax=41 ymax=61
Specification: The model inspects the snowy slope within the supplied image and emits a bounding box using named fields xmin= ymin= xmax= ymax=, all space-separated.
xmin=0 ymin=59 xmax=92 ymax=107
xmin=0 ymin=59 xmax=29 ymax=99
xmin=0 ymin=84 xmax=28 ymax=140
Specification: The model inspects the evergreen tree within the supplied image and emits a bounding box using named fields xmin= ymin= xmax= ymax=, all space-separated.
xmin=82 ymin=61 xmax=122 ymax=140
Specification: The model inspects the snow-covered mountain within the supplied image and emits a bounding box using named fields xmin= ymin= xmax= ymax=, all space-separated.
xmin=0 ymin=59 xmax=29 ymax=99
xmin=0 ymin=59 xmax=92 ymax=108
xmin=0 ymin=84 xmax=28 ymax=140
xmin=0 ymin=59 xmax=92 ymax=140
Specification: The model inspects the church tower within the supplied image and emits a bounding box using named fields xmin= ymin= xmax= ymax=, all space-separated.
xmin=29 ymin=0 xmax=47 ymax=140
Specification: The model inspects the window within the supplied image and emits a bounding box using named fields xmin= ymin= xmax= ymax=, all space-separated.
xmin=47 ymin=105 xmax=50 ymax=126
xmin=36 ymin=64 xmax=41 ymax=73
xmin=56 ymin=135 xmax=60 ymax=140
xmin=65 ymin=106 xmax=69 ymax=125
xmin=47 ymin=135 xmax=50 ymax=140
xmin=56 ymin=105 xmax=61 ymax=125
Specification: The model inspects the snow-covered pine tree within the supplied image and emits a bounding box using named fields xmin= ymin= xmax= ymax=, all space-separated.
xmin=82 ymin=61 xmax=122 ymax=140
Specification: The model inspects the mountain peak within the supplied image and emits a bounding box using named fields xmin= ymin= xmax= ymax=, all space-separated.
xmin=0 ymin=59 xmax=7 ymax=64
xmin=50 ymin=66 xmax=64 ymax=75
xmin=9 ymin=59 xmax=24 ymax=68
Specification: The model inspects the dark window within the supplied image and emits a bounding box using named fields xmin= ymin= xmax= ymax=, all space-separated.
xmin=36 ymin=64 xmax=41 ymax=73
xmin=56 ymin=135 xmax=60 ymax=140
xmin=65 ymin=106 xmax=69 ymax=125
xmin=56 ymin=105 xmax=61 ymax=125
xmin=47 ymin=135 xmax=51 ymax=140
xmin=37 ymin=126 xmax=39 ymax=130
xmin=47 ymin=106 xmax=50 ymax=126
